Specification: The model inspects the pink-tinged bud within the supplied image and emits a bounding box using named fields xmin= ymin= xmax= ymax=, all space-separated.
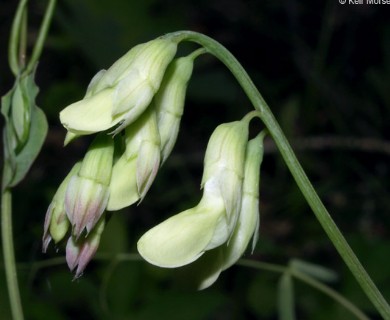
xmin=65 ymin=134 xmax=114 ymax=238
xmin=42 ymin=162 xmax=82 ymax=252
xmin=65 ymin=175 xmax=110 ymax=238
xmin=66 ymin=217 xmax=105 ymax=278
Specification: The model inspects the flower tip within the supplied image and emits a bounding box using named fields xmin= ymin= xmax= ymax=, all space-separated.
xmin=64 ymin=131 xmax=79 ymax=146
xmin=42 ymin=234 xmax=52 ymax=253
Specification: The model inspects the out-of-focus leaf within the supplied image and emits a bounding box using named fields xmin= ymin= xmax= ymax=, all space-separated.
xmin=247 ymin=273 xmax=277 ymax=317
xmin=134 ymin=291 xmax=226 ymax=320
xmin=290 ymin=259 xmax=338 ymax=283
xmin=278 ymin=272 xmax=295 ymax=320
xmin=103 ymin=262 xmax=142 ymax=318
xmin=98 ymin=211 xmax=129 ymax=254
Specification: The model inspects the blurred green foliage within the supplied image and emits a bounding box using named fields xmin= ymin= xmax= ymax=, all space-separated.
xmin=1 ymin=0 xmax=389 ymax=319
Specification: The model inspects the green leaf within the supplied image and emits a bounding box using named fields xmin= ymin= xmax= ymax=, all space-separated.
xmin=290 ymin=259 xmax=338 ymax=283
xmin=1 ymin=87 xmax=18 ymax=188
xmin=10 ymin=105 xmax=47 ymax=187
xmin=1 ymin=69 xmax=48 ymax=188
xmin=278 ymin=273 xmax=296 ymax=320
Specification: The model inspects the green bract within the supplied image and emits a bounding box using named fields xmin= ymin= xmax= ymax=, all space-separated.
xmin=59 ymin=37 xmax=178 ymax=138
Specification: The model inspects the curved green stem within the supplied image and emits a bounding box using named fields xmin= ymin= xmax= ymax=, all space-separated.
xmin=26 ymin=254 xmax=368 ymax=320
xmin=8 ymin=0 xmax=57 ymax=76
xmin=8 ymin=0 xmax=28 ymax=76
xmin=1 ymin=189 xmax=24 ymax=320
xmin=172 ymin=30 xmax=390 ymax=319
xmin=24 ymin=0 xmax=57 ymax=76
xmin=237 ymin=259 xmax=369 ymax=320
xmin=292 ymin=269 xmax=369 ymax=320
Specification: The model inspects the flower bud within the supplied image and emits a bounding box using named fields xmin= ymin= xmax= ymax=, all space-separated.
xmin=201 ymin=121 xmax=248 ymax=233
xmin=154 ymin=54 xmax=195 ymax=163
xmin=66 ymin=216 xmax=105 ymax=278
xmin=11 ymin=83 xmax=30 ymax=148
xmin=107 ymin=108 xmax=161 ymax=210
xmin=65 ymin=134 xmax=114 ymax=238
xmin=42 ymin=162 xmax=81 ymax=252
xmin=60 ymin=37 xmax=178 ymax=138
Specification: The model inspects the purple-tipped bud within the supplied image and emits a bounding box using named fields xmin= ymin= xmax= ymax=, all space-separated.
xmin=65 ymin=134 xmax=114 ymax=238
xmin=66 ymin=217 xmax=106 ymax=278
xmin=42 ymin=162 xmax=82 ymax=252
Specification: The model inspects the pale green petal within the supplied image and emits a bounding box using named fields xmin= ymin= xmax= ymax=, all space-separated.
xmin=222 ymin=193 xmax=259 ymax=270
xmin=85 ymin=69 xmax=107 ymax=98
xmin=155 ymin=56 xmax=194 ymax=162
xmin=137 ymin=205 xmax=223 ymax=268
xmin=201 ymin=121 xmax=248 ymax=187
xmin=222 ymin=133 xmax=264 ymax=270
xmin=112 ymin=70 xmax=146 ymax=116
xmin=101 ymin=43 xmax=144 ymax=85
xmin=176 ymin=249 xmax=223 ymax=290
xmin=218 ymin=169 xmax=243 ymax=233
xmin=49 ymin=202 xmax=70 ymax=243
xmin=107 ymin=155 xmax=139 ymax=211
xmin=196 ymin=249 xmax=224 ymax=290
xmin=64 ymin=131 xmax=79 ymax=146
xmin=136 ymin=140 xmax=160 ymax=201
xmin=60 ymin=88 xmax=120 ymax=135
xmin=157 ymin=112 xmax=180 ymax=163
xmin=199 ymin=181 xmax=230 ymax=250
xmin=111 ymin=77 xmax=155 ymax=134
xmin=136 ymin=38 xmax=178 ymax=89
xmin=79 ymin=134 xmax=114 ymax=185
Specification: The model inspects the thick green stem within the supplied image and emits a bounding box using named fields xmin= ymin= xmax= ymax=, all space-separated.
xmin=173 ymin=30 xmax=390 ymax=319
xmin=1 ymin=189 xmax=24 ymax=320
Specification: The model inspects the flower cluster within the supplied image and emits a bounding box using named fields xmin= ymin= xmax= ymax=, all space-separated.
xmin=137 ymin=116 xmax=264 ymax=289
xmin=43 ymin=33 xmax=264 ymax=288
xmin=43 ymin=36 xmax=198 ymax=277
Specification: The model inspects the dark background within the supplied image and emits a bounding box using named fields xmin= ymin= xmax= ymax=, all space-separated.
xmin=0 ymin=0 xmax=389 ymax=319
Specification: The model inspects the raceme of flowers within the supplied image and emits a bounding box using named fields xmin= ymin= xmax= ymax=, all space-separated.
xmin=43 ymin=34 xmax=264 ymax=288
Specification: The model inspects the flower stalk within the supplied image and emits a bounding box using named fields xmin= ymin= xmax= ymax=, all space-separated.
xmin=170 ymin=30 xmax=390 ymax=319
